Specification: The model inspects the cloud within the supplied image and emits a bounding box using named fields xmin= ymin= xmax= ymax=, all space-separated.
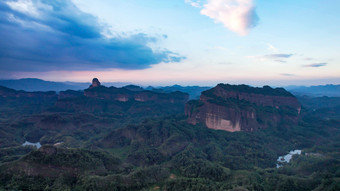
xmin=0 ymin=0 xmax=184 ymax=72
xmin=267 ymin=43 xmax=278 ymax=52
xmin=275 ymin=60 xmax=287 ymax=63
xmin=248 ymin=54 xmax=294 ymax=62
xmin=196 ymin=0 xmax=258 ymax=36
xmin=303 ymin=63 xmax=328 ymax=68
xmin=185 ymin=0 xmax=202 ymax=8
xmin=6 ymin=0 xmax=40 ymax=17
xmin=280 ymin=73 xmax=296 ymax=77
xmin=264 ymin=54 xmax=293 ymax=59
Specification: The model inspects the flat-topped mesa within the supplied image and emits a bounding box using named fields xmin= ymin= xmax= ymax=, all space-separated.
xmin=185 ymin=84 xmax=301 ymax=132
xmin=202 ymin=84 xmax=301 ymax=110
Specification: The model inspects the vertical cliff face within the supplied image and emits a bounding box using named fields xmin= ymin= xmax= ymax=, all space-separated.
xmin=185 ymin=84 xmax=301 ymax=132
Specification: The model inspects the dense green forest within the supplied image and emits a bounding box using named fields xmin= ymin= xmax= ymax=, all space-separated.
xmin=0 ymin=85 xmax=340 ymax=190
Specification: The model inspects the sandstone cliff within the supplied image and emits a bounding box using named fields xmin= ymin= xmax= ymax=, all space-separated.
xmin=83 ymin=85 xmax=188 ymax=104
xmin=185 ymin=84 xmax=301 ymax=132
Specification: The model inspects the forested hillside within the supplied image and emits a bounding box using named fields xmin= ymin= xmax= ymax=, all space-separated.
xmin=0 ymin=83 xmax=339 ymax=190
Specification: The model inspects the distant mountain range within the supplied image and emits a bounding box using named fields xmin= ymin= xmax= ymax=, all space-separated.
xmin=285 ymin=84 xmax=340 ymax=97
xmin=0 ymin=78 xmax=211 ymax=99
xmin=0 ymin=78 xmax=129 ymax=92
xmin=0 ymin=78 xmax=339 ymax=97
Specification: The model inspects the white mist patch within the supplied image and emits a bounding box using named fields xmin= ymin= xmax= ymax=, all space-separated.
xmin=276 ymin=150 xmax=301 ymax=168
xmin=22 ymin=141 xmax=41 ymax=149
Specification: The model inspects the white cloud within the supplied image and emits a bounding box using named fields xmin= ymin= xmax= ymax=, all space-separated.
xmin=6 ymin=0 xmax=40 ymax=17
xmin=267 ymin=43 xmax=278 ymax=52
xmin=7 ymin=13 xmax=53 ymax=31
xmin=248 ymin=54 xmax=294 ymax=62
xmin=187 ymin=0 xmax=259 ymax=36
xmin=185 ymin=0 xmax=202 ymax=8
xmin=6 ymin=0 xmax=52 ymax=18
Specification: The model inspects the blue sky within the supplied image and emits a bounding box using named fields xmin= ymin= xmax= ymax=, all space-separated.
xmin=0 ymin=0 xmax=339 ymax=86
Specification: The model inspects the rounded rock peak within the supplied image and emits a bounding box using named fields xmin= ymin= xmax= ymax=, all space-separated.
xmin=91 ymin=78 xmax=101 ymax=88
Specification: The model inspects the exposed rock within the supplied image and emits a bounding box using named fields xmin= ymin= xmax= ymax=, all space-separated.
xmin=84 ymin=85 xmax=188 ymax=104
xmin=55 ymin=84 xmax=189 ymax=116
xmin=185 ymin=84 xmax=301 ymax=132
xmin=89 ymin=78 xmax=101 ymax=88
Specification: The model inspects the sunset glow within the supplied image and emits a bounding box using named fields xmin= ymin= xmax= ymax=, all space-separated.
xmin=1 ymin=0 xmax=339 ymax=86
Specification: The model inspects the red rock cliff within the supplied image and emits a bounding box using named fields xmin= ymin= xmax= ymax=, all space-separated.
xmin=185 ymin=84 xmax=301 ymax=132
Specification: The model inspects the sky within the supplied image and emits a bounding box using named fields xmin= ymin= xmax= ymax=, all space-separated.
xmin=0 ymin=0 xmax=339 ymax=86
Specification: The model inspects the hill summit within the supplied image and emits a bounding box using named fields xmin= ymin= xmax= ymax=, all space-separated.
xmin=89 ymin=78 xmax=101 ymax=88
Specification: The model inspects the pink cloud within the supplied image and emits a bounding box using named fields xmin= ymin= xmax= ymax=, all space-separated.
xmin=199 ymin=0 xmax=259 ymax=35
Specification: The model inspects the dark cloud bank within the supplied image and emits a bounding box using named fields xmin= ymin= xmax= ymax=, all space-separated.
xmin=0 ymin=0 xmax=184 ymax=72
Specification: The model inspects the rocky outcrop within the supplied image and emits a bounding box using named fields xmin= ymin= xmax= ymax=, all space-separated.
xmin=55 ymin=79 xmax=189 ymax=116
xmin=56 ymin=78 xmax=189 ymax=104
xmin=185 ymin=84 xmax=301 ymax=132
xmin=89 ymin=78 xmax=101 ymax=88
xmin=84 ymin=83 xmax=188 ymax=104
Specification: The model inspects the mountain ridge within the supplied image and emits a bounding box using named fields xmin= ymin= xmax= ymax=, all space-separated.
xmin=1 ymin=78 xmax=339 ymax=97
